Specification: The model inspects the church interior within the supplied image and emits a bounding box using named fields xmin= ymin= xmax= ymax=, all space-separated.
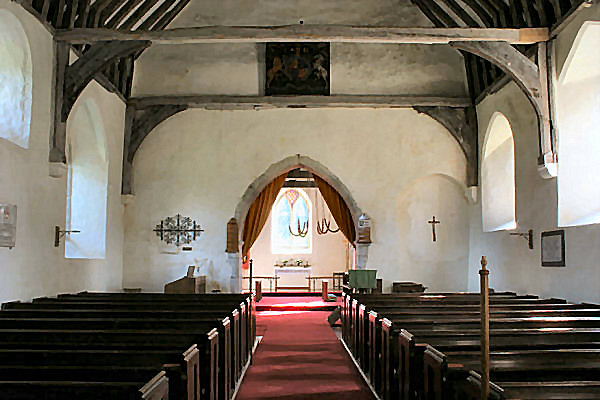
xmin=1 ymin=0 xmax=599 ymax=398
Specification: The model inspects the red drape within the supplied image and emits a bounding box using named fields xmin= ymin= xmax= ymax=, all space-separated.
xmin=314 ymin=175 xmax=356 ymax=246
xmin=242 ymin=174 xmax=287 ymax=257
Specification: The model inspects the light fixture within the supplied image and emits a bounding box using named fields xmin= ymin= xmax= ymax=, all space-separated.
xmin=54 ymin=226 xmax=80 ymax=247
xmin=510 ymin=229 xmax=534 ymax=250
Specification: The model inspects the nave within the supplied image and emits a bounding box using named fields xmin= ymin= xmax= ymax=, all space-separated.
xmin=237 ymin=296 xmax=374 ymax=400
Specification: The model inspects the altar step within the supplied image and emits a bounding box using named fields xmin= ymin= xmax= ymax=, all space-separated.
xmin=256 ymin=295 xmax=341 ymax=312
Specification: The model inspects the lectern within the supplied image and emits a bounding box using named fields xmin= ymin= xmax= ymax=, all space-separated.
xmin=164 ymin=276 xmax=206 ymax=294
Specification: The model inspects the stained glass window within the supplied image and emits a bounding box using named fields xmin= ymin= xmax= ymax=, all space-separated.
xmin=271 ymin=189 xmax=312 ymax=254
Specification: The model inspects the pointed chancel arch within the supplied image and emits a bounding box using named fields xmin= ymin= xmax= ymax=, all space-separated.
xmin=481 ymin=112 xmax=517 ymax=232
xmin=65 ymin=99 xmax=109 ymax=259
xmin=556 ymin=22 xmax=600 ymax=227
xmin=0 ymin=9 xmax=32 ymax=149
xmin=229 ymin=155 xmax=363 ymax=292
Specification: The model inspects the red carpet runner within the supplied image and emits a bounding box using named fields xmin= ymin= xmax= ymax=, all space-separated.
xmin=236 ymin=310 xmax=375 ymax=400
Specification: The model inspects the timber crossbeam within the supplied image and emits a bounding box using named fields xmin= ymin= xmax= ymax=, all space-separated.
xmin=129 ymin=95 xmax=473 ymax=110
xmin=55 ymin=26 xmax=550 ymax=45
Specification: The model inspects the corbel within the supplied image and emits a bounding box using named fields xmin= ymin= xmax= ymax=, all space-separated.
xmin=121 ymin=103 xmax=188 ymax=194
xmin=414 ymin=106 xmax=479 ymax=187
xmin=49 ymin=40 xmax=150 ymax=164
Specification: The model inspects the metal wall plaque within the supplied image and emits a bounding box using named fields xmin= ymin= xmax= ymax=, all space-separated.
xmin=0 ymin=204 xmax=17 ymax=249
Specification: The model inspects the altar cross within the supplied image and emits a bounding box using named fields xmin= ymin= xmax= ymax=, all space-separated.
xmin=428 ymin=216 xmax=441 ymax=242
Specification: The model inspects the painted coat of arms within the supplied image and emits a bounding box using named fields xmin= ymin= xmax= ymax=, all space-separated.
xmin=265 ymin=43 xmax=330 ymax=96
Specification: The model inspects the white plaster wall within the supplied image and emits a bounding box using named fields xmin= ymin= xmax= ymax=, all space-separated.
xmin=467 ymin=6 xmax=600 ymax=304
xmin=168 ymin=0 xmax=432 ymax=27
xmin=468 ymin=81 xmax=600 ymax=303
xmin=133 ymin=43 xmax=467 ymax=97
xmin=123 ymin=107 xmax=468 ymax=293
xmin=246 ymin=188 xmax=348 ymax=291
xmin=0 ymin=2 xmax=125 ymax=303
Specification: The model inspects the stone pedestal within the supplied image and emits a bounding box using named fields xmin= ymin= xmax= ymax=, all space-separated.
xmin=357 ymin=243 xmax=370 ymax=270
xmin=227 ymin=252 xmax=241 ymax=293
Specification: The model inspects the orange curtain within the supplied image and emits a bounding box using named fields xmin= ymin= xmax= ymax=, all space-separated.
xmin=242 ymin=173 xmax=287 ymax=257
xmin=314 ymin=175 xmax=356 ymax=246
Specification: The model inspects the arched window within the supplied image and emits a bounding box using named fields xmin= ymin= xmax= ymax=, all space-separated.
xmin=65 ymin=100 xmax=109 ymax=259
xmin=0 ymin=10 xmax=32 ymax=149
xmin=271 ymin=188 xmax=312 ymax=254
xmin=481 ymin=112 xmax=517 ymax=232
xmin=556 ymin=22 xmax=600 ymax=227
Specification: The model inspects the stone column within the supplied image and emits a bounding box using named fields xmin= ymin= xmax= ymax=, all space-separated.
xmin=356 ymin=213 xmax=372 ymax=270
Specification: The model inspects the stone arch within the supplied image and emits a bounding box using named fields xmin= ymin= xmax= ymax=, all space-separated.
xmin=0 ymin=9 xmax=33 ymax=149
xmin=228 ymin=154 xmax=364 ymax=292
xmin=234 ymin=154 xmax=362 ymax=235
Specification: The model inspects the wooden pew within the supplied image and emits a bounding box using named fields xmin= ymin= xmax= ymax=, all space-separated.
xmin=0 ymin=305 xmax=235 ymax=400
xmin=464 ymin=371 xmax=600 ymax=400
xmin=398 ymin=328 xmax=600 ymax=400
xmin=0 ymin=347 xmax=197 ymax=399
xmin=0 ymin=327 xmax=219 ymax=400
xmin=424 ymin=346 xmax=600 ymax=400
xmin=0 ymin=370 xmax=169 ymax=400
xmin=354 ymin=298 xmax=596 ymax=399
xmin=352 ymin=296 xmax=569 ymax=383
xmin=5 ymin=298 xmax=249 ymax=390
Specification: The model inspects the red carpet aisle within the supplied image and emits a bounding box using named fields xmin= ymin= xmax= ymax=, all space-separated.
xmin=237 ymin=310 xmax=375 ymax=400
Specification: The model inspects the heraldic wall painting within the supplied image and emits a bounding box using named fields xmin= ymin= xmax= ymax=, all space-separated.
xmin=265 ymin=43 xmax=330 ymax=96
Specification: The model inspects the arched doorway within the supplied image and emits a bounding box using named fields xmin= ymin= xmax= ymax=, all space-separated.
xmin=228 ymin=155 xmax=364 ymax=293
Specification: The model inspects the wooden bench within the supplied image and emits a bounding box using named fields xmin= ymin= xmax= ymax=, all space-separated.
xmin=6 ymin=296 xmax=252 ymax=387
xmin=0 ymin=327 xmax=219 ymax=400
xmin=0 ymin=371 xmax=169 ymax=400
xmin=0 ymin=293 xmax=253 ymax=400
xmin=424 ymin=346 xmax=600 ymax=400
xmin=464 ymin=371 xmax=600 ymax=400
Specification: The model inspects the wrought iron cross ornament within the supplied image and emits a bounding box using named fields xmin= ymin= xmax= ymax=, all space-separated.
xmin=428 ymin=216 xmax=441 ymax=242
xmin=154 ymin=214 xmax=204 ymax=247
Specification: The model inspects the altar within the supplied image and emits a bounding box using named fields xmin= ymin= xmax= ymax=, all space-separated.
xmin=274 ymin=267 xmax=312 ymax=291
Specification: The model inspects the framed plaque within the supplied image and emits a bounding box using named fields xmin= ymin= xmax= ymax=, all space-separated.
xmin=541 ymin=230 xmax=565 ymax=267
xmin=0 ymin=204 xmax=17 ymax=249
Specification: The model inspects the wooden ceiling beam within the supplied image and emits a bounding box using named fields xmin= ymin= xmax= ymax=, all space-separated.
xmin=411 ymin=0 xmax=446 ymax=27
xmin=482 ymin=0 xmax=511 ymax=26
xmin=150 ymin=0 xmax=191 ymax=30
xmin=119 ymin=0 xmax=161 ymax=30
xmin=136 ymin=0 xmax=177 ymax=30
xmin=105 ymin=0 xmax=146 ymax=29
xmin=55 ymin=26 xmax=550 ymax=44
xmin=129 ymin=95 xmax=473 ymax=110
xmin=439 ymin=0 xmax=482 ymax=27
xmin=418 ymin=0 xmax=460 ymax=27
xmin=461 ymin=0 xmax=496 ymax=27
xmin=98 ymin=0 xmax=128 ymax=27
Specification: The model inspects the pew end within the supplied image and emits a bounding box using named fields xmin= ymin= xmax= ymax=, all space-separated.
xmin=139 ymin=370 xmax=170 ymax=400
xmin=462 ymin=370 xmax=505 ymax=400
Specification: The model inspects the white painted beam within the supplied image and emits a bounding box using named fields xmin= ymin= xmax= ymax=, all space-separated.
xmin=56 ymin=25 xmax=550 ymax=44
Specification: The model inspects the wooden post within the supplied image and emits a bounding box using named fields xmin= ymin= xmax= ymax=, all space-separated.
xmin=479 ymin=256 xmax=490 ymax=400
xmin=322 ymin=281 xmax=328 ymax=301
xmin=249 ymin=259 xmax=253 ymax=295
xmin=255 ymin=281 xmax=262 ymax=302
xmin=375 ymin=278 xmax=383 ymax=294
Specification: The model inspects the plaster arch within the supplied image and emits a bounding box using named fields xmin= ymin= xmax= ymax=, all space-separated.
xmin=229 ymin=154 xmax=364 ymax=292
xmin=234 ymin=154 xmax=362 ymax=235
